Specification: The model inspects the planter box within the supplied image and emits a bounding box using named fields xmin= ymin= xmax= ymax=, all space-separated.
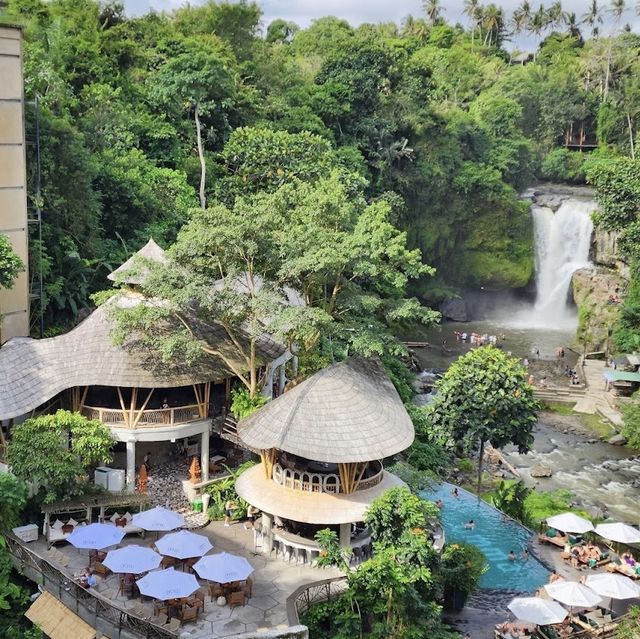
xmin=12 ymin=524 xmax=38 ymax=542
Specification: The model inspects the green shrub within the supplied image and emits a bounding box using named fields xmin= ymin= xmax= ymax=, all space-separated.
xmin=229 ymin=388 xmax=268 ymax=419
xmin=440 ymin=542 xmax=487 ymax=596
xmin=490 ymin=480 xmax=532 ymax=526
xmin=205 ymin=460 xmax=257 ymax=520
xmin=540 ymin=148 xmax=586 ymax=183
xmin=524 ymin=488 xmax=590 ymax=528
xmin=457 ymin=458 xmax=475 ymax=473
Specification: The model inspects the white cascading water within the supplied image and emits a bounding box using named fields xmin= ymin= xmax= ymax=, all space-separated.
xmin=526 ymin=198 xmax=596 ymax=328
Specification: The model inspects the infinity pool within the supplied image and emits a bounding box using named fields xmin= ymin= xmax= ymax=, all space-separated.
xmin=421 ymin=483 xmax=550 ymax=591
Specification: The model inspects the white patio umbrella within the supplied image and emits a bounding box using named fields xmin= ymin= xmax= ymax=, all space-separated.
xmin=192 ymin=552 xmax=254 ymax=584
xmin=544 ymin=582 xmax=602 ymax=609
xmin=136 ymin=567 xmax=199 ymax=600
xmin=132 ymin=506 xmax=185 ymax=532
xmin=103 ymin=545 xmax=162 ymax=574
xmin=67 ymin=523 xmax=125 ymax=550
xmin=508 ymin=597 xmax=568 ymax=625
xmin=546 ymin=513 xmax=594 ymax=534
xmin=155 ymin=530 xmax=213 ymax=559
xmin=594 ymin=523 xmax=640 ymax=545
xmin=585 ymin=573 xmax=640 ymax=603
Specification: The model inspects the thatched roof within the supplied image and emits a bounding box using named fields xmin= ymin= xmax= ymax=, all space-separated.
xmin=236 ymin=463 xmax=405 ymax=524
xmin=237 ymin=356 xmax=414 ymax=463
xmin=0 ymin=295 xmax=284 ymax=420
xmin=107 ymin=238 xmax=167 ymax=285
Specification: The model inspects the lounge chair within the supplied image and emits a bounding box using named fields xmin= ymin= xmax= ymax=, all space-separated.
xmin=538 ymin=533 xmax=568 ymax=548
xmin=151 ymin=612 xmax=168 ymax=626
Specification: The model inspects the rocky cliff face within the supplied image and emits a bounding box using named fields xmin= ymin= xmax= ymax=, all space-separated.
xmin=572 ymin=267 xmax=624 ymax=350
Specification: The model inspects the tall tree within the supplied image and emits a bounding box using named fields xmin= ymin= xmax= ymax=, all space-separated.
xmin=425 ymin=346 xmax=539 ymax=496
xmin=422 ymin=0 xmax=444 ymax=26
xmin=464 ymin=0 xmax=481 ymax=45
xmin=582 ymin=0 xmax=604 ymax=37
xmin=150 ymin=38 xmax=236 ymax=209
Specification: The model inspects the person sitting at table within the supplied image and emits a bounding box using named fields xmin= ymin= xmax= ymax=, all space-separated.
xmin=80 ymin=568 xmax=96 ymax=589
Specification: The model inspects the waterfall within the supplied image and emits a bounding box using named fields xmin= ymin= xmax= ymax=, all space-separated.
xmin=528 ymin=198 xmax=595 ymax=328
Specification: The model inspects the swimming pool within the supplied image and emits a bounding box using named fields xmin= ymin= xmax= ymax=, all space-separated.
xmin=421 ymin=483 xmax=550 ymax=591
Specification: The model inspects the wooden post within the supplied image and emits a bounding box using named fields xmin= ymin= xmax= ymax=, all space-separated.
xmin=117 ymin=387 xmax=128 ymax=424
xmin=225 ymin=378 xmax=231 ymax=406
xmin=78 ymin=386 xmax=89 ymax=413
xmin=129 ymin=388 xmax=138 ymax=427
xmin=131 ymin=388 xmax=154 ymax=429
xmin=204 ymin=382 xmax=211 ymax=417
xmin=261 ymin=449 xmax=277 ymax=479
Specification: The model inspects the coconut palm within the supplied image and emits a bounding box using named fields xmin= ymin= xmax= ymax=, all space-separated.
xmin=530 ymin=3 xmax=550 ymax=55
xmin=582 ymin=0 xmax=604 ymax=38
xmin=512 ymin=0 xmax=532 ymax=36
xmin=463 ymin=0 xmax=480 ymax=44
xmin=422 ymin=0 xmax=444 ymax=26
xmin=563 ymin=12 xmax=582 ymax=39
xmin=483 ymin=3 xmax=505 ymax=46
xmin=547 ymin=1 xmax=564 ymax=29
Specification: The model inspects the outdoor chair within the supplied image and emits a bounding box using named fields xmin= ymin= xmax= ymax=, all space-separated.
xmin=165 ymin=618 xmax=180 ymax=632
xmin=160 ymin=555 xmax=176 ymax=568
xmin=92 ymin=562 xmax=111 ymax=577
xmin=153 ymin=601 xmax=168 ymax=616
xmin=179 ymin=605 xmax=199 ymax=624
xmin=193 ymin=589 xmax=205 ymax=610
xmin=152 ymin=612 xmax=168 ymax=626
xmin=183 ymin=557 xmax=198 ymax=573
xmin=228 ymin=590 xmax=247 ymax=609
xmin=242 ymin=577 xmax=253 ymax=598
xmin=208 ymin=582 xmax=224 ymax=601
xmin=138 ymin=604 xmax=154 ymax=620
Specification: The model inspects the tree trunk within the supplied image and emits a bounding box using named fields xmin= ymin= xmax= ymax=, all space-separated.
xmin=476 ymin=438 xmax=485 ymax=499
xmin=194 ymin=103 xmax=206 ymax=210
xmin=627 ymin=113 xmax=635 ymax=160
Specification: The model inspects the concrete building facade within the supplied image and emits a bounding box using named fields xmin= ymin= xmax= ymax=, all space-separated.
xmin=0 ymin=24 xmax=29 ymax=342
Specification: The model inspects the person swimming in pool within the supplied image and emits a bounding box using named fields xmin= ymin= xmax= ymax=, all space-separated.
xmin=452 ymin=487 xmax=459 ymax=498
xmin=464 ymin=519 xmax=475 ymax=530
xmin=508 ymin=550 xmax=516 ymax=561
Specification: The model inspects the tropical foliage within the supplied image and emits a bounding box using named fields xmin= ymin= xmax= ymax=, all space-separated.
xmin=6 ymin=409 xmax=114 ymax=503
xmin=425 ymin=346 xmax=539 ymax=493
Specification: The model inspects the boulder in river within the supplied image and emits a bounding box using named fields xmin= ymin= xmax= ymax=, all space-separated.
xmin=439 ymin=297 xmax=468 ymax=322
xmin=608 ymin=434 xmax=627 ymax=446
xmin=530 ymin=464 xmax=553 ymax=477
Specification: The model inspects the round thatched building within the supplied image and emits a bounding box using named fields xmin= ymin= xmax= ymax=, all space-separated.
xmin=235 ymin=356 xmax=414 ymax=560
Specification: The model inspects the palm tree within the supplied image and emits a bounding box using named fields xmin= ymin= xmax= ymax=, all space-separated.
xmin=563 ymin=12 xmax=582 ymax=39
xmin=547 ymin=1 xmax=564 ymax=29
xmin=530 ymin=4 xmax=549 ymax=55
xmin=512 ymin=0 xmax=532 ymax=37
xmin=422 ymin=0 xmax=444 ymax=26
xmin=604 ymin=0 xmax=628 ymax=98
xmin=582 ymin=0 xmax=604 ymax=38
xmin=463 ymin=0 xmax=480 ymax=45
xmin=483 ymin=3 xmax=505 ymax=46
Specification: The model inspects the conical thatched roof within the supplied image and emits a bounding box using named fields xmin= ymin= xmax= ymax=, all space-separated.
xmin=107 ymin=238 xmax=167 ymax=285
xmin=237 ymin=356 xmax=414 ymax=463
xmin=0 ymin=295 xmax=284 ymax=420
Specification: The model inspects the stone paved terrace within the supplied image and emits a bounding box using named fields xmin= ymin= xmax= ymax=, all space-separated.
xmin=28 ymin=520 xmax=341 ymax=638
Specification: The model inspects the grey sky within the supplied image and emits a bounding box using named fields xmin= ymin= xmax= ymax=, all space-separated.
xmin=123 ymin=0 xmax=640 ymax=48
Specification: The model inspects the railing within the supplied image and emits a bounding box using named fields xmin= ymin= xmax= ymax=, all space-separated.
xmin=286 ymin=576 xmax=349 ymax=626
xmin=273 ymin=464 xmax=341 ymax=494
xmin=272 ymin=460 xmax=384 ymax=494
xmin=81 ymin=404 xmax=203 ymax=428
xmin=5 ymin=534 xmax=177 ymax=639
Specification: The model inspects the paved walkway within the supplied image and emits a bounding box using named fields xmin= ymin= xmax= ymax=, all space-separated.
xmin=34 ymin=522 xmax=340 ymax=638
xmin=574 ymin=360 xmax=624 ymax=428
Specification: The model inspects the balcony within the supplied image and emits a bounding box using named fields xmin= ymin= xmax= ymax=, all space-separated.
xmin=271 ymin=459 xmax=383 ymax=494
xmin=81 ymin=404 xmax=204 ymax=428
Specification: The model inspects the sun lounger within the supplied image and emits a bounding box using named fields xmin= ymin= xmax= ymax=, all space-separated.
xmin=538 ymin=533 xmax=568 ymax=548
xmin=613 ymin=562 xmax=640 ymax=579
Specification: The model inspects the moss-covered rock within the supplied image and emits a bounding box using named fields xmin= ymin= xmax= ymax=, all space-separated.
xmin=572 ymin=267 xmax=623 ymax=350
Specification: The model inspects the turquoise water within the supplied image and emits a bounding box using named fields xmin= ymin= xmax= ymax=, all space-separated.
xmin=421 ymin=483 xmax=550 ymax=591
